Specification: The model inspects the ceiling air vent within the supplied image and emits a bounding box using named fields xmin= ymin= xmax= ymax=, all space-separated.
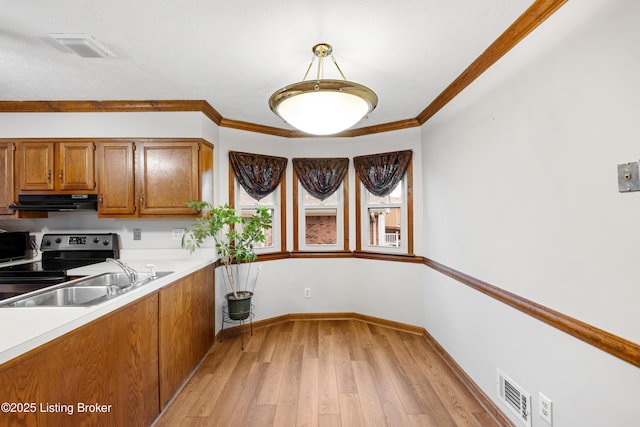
xmin=497 ymin=369 xmax=531 ymax=427
xmin=47 ymin=33 xmax=116 ymax=58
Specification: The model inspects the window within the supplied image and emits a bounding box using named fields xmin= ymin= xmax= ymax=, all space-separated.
xmin=229 ymin=151 xmax=287 ymax=253
xmin=292 ymin=157 xmax=349 ymax=252
xmin=363 ymin=179 xmax=406 ymax=251
xmin=236 ymin=182 xmax=279 ymax=250
xmin=295 ymin=183 xmax=346 ymax=251
xmin=355 ymin=150 xmax=413 ymax=254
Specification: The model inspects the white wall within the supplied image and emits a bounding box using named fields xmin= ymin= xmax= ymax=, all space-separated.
xmin=0 ymin=212 xmax=200 ymax=252
xmin=0 ymin=112 xmax=206 ymax=138
xmin=246 ymin=258 xmax=425 ymax=327
xmin=421 ymin=0 xmax=640 ymax=425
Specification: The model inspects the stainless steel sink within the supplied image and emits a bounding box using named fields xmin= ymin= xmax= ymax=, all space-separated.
xmin=0 ymin=270 xmax=174 ymax=308
xmin=75 ymin=271 xmax=173 ymax=287
xmin=7 ymin=286 xmax=110 ymax=307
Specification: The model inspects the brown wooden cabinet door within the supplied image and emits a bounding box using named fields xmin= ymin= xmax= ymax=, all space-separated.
xmin=96 ymin=141 xmax=136 ymax=215
xmin=16 ymin=141 xmax=55 ymax=191
xmin=0 ymin=293 xmax=160 ymax=427
xmin=137 ymin=141 xmax=200 ymax=215
xmin=0 ymin=141 xmax=14 ymax=215
xmin=15 ymin=141 xmax=95 ymax=192
xmin=158 ymin=266 xmax=215 ymax=408
xmin=57 ymin=141 xmax=96 ymax=191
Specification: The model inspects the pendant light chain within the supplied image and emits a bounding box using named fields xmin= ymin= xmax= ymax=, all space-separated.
xmin=304 ymin=53 xmax=348 ymax=82
xmin=300 ymin=44 xmax=347 ymax=82
xmin=331 ymin=55 xmax=347 ymax=81
xmin=316 ymin=54 xmax=323 ymax=80
xmin=302 ymin=56 xmax=315 ymax=81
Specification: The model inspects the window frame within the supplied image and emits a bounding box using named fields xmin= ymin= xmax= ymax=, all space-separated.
xmin=355 ymin=156 xmax=413 ymax=255
xmin=293 ymin=166 xmax=349 ymax=251
xmin=229 ymin=162 xmax=286 ymax=254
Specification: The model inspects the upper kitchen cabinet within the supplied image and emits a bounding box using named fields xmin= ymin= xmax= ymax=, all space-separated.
xmin=137 ymin=141 xmax=200 ymax=216
xmin=16 ymin=140 xmax=96 ymax=193
xmin=96 ymin=141 xmax=136 ymax=215
xmin=0 ymin=141 xmax=14 ymax=215
xmin=97 ymin=139 xmax=213 ymax=218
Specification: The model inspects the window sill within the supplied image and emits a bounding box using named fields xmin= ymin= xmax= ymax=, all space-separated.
xmin=249 ymin=250 xmax=423 ymax=264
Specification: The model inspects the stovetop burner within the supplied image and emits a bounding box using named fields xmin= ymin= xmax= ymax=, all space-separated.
xmin=0 ymin=261 xmax=58 ymax=274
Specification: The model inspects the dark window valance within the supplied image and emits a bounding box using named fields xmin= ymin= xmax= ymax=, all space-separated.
xmin=229 ymin=151 xmax=288 ymax=201
xmin=353 ymin=150 xmax=412 ymax=197
xmin=293 ymin=157 xmax=349 ymax=201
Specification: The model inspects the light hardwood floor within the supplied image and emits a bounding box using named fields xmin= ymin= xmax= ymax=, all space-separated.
xmin=154 ymin=319 xmax=508 ymax=427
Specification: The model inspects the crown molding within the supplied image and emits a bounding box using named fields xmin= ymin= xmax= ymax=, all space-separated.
xmin=0 ymin=99 xmax=210 ymax=114
xmin=220 ymin=117 xmax=421 ymax=138
xmin=0 ymin=100 xmax=418 ymax=137
xmin=337 ymin=118 xmax=421 ymax=137
xmin=0 ymin=1 xmax=568 ymax=138
xmin=417 ymin=0 xmax=568 ymax=124
xmin=219 ymin=118 xmax=301 ymax=138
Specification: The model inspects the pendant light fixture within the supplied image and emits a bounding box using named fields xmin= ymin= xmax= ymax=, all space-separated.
xmin=269 ymin=43 xmax=378 ymax=135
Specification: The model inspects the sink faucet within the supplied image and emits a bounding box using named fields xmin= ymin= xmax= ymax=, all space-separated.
xmin=106 ymin=258 xmax=138 ymax=287
xmin=146 ymin=263 xmax=157 ymax=278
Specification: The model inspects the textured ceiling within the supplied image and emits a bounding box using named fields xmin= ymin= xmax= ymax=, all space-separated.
xmin=0 ymin=0 xmax=533 ymax=131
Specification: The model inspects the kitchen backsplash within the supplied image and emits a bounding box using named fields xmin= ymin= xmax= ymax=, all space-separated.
xmin=0 ymin=211 xmax=203 ymax=250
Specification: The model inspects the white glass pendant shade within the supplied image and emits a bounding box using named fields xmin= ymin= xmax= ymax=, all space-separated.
xmin=271 ymin=80 xmax=375 ymax=135
xmin=268 ymin=44 xmax=378 ymax=135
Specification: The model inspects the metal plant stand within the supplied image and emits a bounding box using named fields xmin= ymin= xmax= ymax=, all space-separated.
xmin=220 ymin=304 xmax=254 ymax=350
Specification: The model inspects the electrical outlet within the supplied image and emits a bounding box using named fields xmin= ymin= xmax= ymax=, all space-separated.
xmin=133 ymin=228 xmax=142 ymax=241
xmin=539 ymin=393 xmax=552 ymax=425
xmin=172 ymin=228 xmax=185 ymax=240
xmin=304 ymin=287 xmax=311 ymax=298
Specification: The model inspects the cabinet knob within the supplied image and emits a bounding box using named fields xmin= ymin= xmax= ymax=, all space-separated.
xmin=59 ymin=169 xmax=64 ymax=183
xmin=47 ymin=170 xmax=52 ymax=182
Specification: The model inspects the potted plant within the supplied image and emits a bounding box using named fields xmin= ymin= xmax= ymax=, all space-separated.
xmin=182 ymin=201 xmax=272 ymax=320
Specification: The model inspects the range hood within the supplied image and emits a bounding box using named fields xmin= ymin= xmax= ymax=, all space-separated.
xmin=9 ymin=194 xmax=98 ymax=212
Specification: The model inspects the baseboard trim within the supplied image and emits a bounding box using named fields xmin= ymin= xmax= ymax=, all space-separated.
xmin=216 ymin=312 xmax=512 ymax=426
xmin=421 ymin=329 xmax=515 ymax=427
xmin=216 ymin=312 xmax=425 ymax=340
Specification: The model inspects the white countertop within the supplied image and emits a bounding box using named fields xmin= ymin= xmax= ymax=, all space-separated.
xmin=0 ymin=249 xmax=215 ymax=366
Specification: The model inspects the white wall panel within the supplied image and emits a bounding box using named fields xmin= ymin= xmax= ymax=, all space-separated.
xmin=421 ymin=0 xmax=640 ymax=425
xmin=0 ymin=112 xmax=205 ymax=138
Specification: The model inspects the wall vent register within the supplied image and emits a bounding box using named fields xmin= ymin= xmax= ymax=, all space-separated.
xmin=497 ymin=369 xmax=532 ymax=427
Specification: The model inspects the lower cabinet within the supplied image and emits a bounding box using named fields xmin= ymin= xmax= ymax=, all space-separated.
xmin=158 ymin=265 xmax=215 ymax=408
xmin=0 ymin=265 xmax=215 ymax=427
xmin=0 ymin=293 xmax=159 ymax=427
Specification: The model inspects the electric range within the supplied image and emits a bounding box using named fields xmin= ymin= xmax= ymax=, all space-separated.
xmin=0 ymin=233 xmax=119 ymax=301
